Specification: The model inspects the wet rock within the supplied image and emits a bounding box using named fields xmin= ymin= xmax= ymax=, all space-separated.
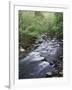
xmin=45 ymin=72 xmax=52 ymax=77
xmin=46 ymin=72 xmax=52 ymax=75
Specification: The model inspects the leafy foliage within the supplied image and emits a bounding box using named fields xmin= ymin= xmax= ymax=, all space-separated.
xmin=19 ymin=10 xmax=63 ymax=52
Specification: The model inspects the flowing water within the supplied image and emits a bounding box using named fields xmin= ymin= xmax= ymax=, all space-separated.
xmin=19 ymin=34 xmax=63 ymax=79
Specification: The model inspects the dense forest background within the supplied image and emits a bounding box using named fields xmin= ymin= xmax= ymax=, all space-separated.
xmin=19 ymin=11 xmax=63 ymax=59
